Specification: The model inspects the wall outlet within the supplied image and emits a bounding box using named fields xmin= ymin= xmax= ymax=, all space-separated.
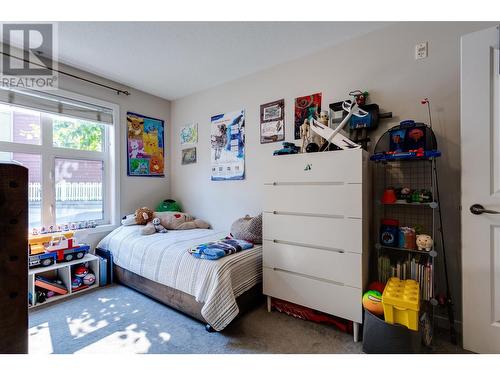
xmin=415 ymin=41 xmax=428 ymax=60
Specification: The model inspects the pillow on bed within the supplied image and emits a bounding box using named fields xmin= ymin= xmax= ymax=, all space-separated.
xmin=230 ymin=213 xmax=262 ymax=244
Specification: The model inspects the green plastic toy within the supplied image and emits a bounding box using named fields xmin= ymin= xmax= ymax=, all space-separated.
xmin=156 ymin=199 xmax=182 ymax=212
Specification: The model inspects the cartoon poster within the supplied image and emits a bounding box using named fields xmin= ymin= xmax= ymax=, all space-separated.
xmin=210 ymin=110 xmax=245 ymax=181
xmin=180 ymin=123 xmax=198 ymax=145
xmin=260 ymin=99 xmax=285 ymax=144
xmin=127 ymin=112 xmax=165 ymax=177
xmin=294 ymin=92 xmax=322 ymax=139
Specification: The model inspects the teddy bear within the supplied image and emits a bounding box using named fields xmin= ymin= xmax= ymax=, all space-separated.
xmin=141 ymin=212 xmax=210 ymax=235
xmin=416 ymin=234 xmax=433 ymax=251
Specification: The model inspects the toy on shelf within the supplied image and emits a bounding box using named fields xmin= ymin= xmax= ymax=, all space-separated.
xmin=416 ymin=234 xmax=433 ymax=252
xmin=379 ymin=219 xmax=400 ymax=247
xmin=370 ymin=120 xmax=441 ymax=161
xmin=382 ymin=277 xmax=420 ymax=331
xmin=273 ymin=142 xmax=300 ymax=156
xmin=34 ymin=275 xmax=68 ymax=295
xmin=381 ymin=188 xmax=397 ymax=204
xmin=362 ymin=290 xmax=384 ymax=316
xmin=329 ymin=90 xmax=393 ymax=150
xmin=28 ymin=231 xmax=90 ymax=268
xmin=71 ymin=265 xmax=96 ymax=292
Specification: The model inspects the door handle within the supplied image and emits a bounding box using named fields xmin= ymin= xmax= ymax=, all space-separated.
xmin=470 ymin=204 xmax=500 ymax=215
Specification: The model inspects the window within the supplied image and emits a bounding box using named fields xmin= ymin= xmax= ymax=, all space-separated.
xmin=0 ymin=91 xmax=118 ymax=231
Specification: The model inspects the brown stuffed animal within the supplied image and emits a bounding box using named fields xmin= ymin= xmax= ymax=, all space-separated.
xmin=135 ymin=207 xmax=154 ymax=225
xmin=141 ymin=212 xmax=210 ymax=235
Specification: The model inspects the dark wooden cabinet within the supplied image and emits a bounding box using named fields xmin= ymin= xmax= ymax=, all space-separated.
xmin=0 ymin=162 xmax=28 ymax=354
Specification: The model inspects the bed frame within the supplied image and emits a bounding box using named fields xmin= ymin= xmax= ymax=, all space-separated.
xmin=113 ymin=264 xmax=264 ymax=331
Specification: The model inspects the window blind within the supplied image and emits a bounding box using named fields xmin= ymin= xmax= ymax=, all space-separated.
xmin=0 ymin=87 xmax=114 ymax=125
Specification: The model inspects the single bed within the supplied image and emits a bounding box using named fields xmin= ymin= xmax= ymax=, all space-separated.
xmin=96 ymin=225 xmax=263 ymax=331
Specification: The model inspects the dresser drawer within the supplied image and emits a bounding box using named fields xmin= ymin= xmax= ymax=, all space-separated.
xmin=264 ymin=182 xmax=362 ymax=218
xmin=263 ymin=149 xmax=365 ymax=184
xmin=263 ymin=211 xmax=362 ymax=253
xmin=263 ymin=240 xmax=361 ymax=287
xmin=263 ymin=267 xmax=362 ymax=322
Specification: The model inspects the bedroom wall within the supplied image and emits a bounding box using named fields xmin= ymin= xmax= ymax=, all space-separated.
xmin=54 ymin=63 xmax=171 ymax=218
xmin=170 ymin=21 xmax=497 ymax=325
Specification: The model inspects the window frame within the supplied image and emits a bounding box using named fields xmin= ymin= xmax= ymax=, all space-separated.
xmin=0 ymin=89 xmax=120 ymax=231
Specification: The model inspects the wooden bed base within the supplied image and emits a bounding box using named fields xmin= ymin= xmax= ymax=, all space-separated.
xmin=113 ymin=264 xmax=264 ymax=331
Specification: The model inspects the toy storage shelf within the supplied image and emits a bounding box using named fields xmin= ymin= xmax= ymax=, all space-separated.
xmin=375 ymin=243 xmax=437 ymax=257
xmin=372 ymin=157 xmax=438 ymax=345
xmin=28 ymin=254 xmax=100 ymax=309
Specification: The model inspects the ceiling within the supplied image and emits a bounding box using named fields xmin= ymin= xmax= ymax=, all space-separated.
xmin=51 ymin=22 xmax=389 ymax=101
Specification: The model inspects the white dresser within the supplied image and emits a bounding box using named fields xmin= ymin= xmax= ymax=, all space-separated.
xmin=262 ymin=149 xmax=370 ymax=342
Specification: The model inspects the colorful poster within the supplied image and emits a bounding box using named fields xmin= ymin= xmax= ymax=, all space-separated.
xmin=210 ymin=110 xmax=245 ymax=181
xmin=181 ymin=147 xmax=197 ymax=165
xmin=180 ymin=123 xmax=198 ymax=145
xmin=260 ymin=99 xmax=285 ymax=144
xmin=294 ymin=92 xmax=322 ymax=139
xmin=127 ymin=112 xmax=165 ymax=177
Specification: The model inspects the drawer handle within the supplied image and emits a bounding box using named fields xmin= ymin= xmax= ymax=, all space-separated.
xmin=271 ymin=267 xmax=345 ymax=287
xmin=272 ymin=239 xmax=344 ymax=253
xmin=267 ymin=181 xmax=345 ymax=186
xmin=270 ymin=211 xmax=344 ymax=219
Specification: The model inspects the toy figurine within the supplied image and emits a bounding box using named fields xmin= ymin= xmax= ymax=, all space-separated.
xmin=48 ymin=225 xmax=55 ymax=233
xmin=70 ymin=223 xmax=77 ymax=230
xmin=63 ymin=224 xmax=69 ymax=231
xmin=40 ymin=226 xmax=47 ymax=234
xmin=32 ymin=227 xmax=39 ymax=236
xmin=300 ymin=118 xmax=311 ymax=152
xmin=416 ymin=234 xmax=433 ymax=251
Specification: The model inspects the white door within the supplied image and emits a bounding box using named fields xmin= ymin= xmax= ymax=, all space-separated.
xmin=461 ymin=25 xmax=500 ymax=353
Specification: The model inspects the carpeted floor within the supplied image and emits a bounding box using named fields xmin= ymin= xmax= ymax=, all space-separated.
xmin=28 ymin=284 xmax=467 ymax=354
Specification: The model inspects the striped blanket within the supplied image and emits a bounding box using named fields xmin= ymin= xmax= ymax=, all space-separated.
xmin=97 ymin=226 xmax=262 ymax=331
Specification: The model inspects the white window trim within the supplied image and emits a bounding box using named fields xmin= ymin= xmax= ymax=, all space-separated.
xmin=0 ymin=88 xmax=120 ymax=233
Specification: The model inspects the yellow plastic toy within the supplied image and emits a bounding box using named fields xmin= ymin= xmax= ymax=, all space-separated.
xmin=28 ymin=232 xmax=74 ymax=255
xmin=382 ymin=277 xmax=420 ymax=331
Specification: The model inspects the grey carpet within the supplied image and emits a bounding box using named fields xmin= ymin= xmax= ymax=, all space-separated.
xmin=28 ymin=284 xmax=466 ymax=354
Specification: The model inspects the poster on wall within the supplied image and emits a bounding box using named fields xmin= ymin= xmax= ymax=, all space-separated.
xmin=294 ymin=92 xmax=322 ymax=139
xmin=182 ymin=147 xmax=197 ymax=165
xmin=260 ymin=99 xmax=285 ymax=144
xmin=210 ymin=109 xmax=245 ymax=181
xmin=180 ymin=123 xmax=198 ymax=145
xmin=127 ymin=112 xmax=165 ymax=177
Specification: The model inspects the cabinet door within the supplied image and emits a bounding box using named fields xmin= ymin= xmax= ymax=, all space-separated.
xmin=0 ymin=163 xmax=28 ymax=354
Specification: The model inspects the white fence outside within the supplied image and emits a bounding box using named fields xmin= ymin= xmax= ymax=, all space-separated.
xmin=29 ymin=182 xmax=102 ymax=202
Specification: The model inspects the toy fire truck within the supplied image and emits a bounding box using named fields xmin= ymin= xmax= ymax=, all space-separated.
xmin=28 ymin=231 xmax=90 ymax=268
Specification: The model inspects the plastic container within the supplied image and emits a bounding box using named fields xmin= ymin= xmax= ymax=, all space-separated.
xmin=382 ymin=277 xmax=420 ymax=331
xmin=380 ymin=219 xmax=399 ymax=247
xmin=362 ymin=310 xmax=421 ymax=354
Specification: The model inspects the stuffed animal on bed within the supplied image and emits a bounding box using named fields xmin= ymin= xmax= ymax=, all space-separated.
xmin=121 ymin=207 xmax=155 ymax=226
xmin=141 ymin=212 xmax=210 ymax=235
xmin=143 ymin=217 xmax=168 ymax=234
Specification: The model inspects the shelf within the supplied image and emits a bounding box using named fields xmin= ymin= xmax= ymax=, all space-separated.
xmin=379 ymin=201 xmax=438 ymax=208
xmin=29 ymin=254 xmax=98 ymax=275
xmin=375 ymin=243 xmax=437 ymax=257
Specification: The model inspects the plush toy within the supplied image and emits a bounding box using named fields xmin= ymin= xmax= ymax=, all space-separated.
xmin=122 ymin=207 xmax=155 ymax=226
xmin=141 ymin=212 xmax=210 ymax=235
xmin=143 ymin=217 xmax=168 ymax=234
xmin=362 ymin=290 xmax=384 ymax=316
xmin=416 ymin=234 xmax=433 ymax=251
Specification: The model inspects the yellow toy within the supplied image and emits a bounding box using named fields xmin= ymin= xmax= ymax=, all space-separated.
xmin=29 ymin=232 xmax=74 ymax=255
xmin=382 ymin=277 xmax=420 ymax=331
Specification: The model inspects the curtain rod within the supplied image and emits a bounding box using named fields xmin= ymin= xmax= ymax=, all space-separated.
xmin=0 ymin=51 xmax=131 ymax=96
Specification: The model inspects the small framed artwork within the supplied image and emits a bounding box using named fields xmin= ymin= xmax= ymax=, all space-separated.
xmin=182 ymin=147 xmax=197 ymax=165
xmin=260 ymin=99 xmax=285 ymax=144
xmin=180 ymin=123 xmax=198 ymax=145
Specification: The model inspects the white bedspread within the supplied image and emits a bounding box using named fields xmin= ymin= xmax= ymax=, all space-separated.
xmin=96 ymin=226 xmax=262 ymax=331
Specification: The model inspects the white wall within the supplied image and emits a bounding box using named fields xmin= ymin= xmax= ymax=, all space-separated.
xmin=170 ymin=22 xmax=497 ymax=323
xmin=55 ymin=63 xmax=171 ymax=218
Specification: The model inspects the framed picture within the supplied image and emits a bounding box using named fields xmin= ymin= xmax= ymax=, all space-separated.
xmin=180 ymin=123 xmax=198 ymax=145
xmin=181 ymin=147 xmax=197 ymax=165
xmin=210 ymin=109 xmax=245 ymax=181
xmin=260 ymin=99 xmax=285 ymax=144
xmin=294 ymin=92 xmax=321 ymax=139
xmin=127 ymin=112 xmax=165 ymax=177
